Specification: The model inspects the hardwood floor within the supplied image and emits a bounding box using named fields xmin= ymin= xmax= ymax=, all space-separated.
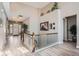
xmin=25 ymin=42 xmax=79 ymax=56
xmin=0 ymin=41 xmax=78 ymax=56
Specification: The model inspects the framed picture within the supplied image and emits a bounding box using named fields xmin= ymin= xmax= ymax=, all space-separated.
xmin=53 ymin=27 xmax=55 ymax=29
xmin=40 ymin=21 xmax=49 ymax=31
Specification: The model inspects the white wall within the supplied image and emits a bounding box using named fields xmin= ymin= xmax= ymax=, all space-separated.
xmin=40 ymin=9 xmax=63 ymax=44
xmin=58 ymin=2 xmax=79 ymax=17
xmin=40 ymin=10 xmax=58 ymax=34
xmin=10 ymin=2 xmax=40 ymax=34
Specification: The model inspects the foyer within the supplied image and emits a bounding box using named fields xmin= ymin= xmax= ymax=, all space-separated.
xmin=0 ymin=2 xmax=79 ymax=56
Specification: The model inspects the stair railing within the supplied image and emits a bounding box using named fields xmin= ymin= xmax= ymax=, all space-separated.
xmin=24 ymin=32 xmax=37 ymax=52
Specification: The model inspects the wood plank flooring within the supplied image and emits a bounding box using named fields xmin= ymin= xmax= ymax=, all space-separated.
xmin=25 ymin=42 xmax=79 ymax=56
xmin=0 ymin=41 xmax=79 ymax=56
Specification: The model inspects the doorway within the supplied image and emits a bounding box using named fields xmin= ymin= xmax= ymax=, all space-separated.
xmin=63 ymin=15 xmax=77 ymax=43
xmin=6 ymin=20 xmax=24 ymax=48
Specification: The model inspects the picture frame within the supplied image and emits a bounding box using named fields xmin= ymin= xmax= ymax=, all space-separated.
xmin=53 ymin=27 xmax=55 ymax=29
xmin=53 ymin=23 xmax=55 ymax=25
xmin=40 ymin=21 xmax=49 ymax=31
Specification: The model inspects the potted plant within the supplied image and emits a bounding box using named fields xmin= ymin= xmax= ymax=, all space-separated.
xmin=70 ymin=24 xmax=77 ymax=42
xmin=51 ymin=2 xmax=58 ymax=11
xmin=22 ymin=24 xmax=28 ymax=33
xmin=54 ymin=2 xmax=58 ymax=9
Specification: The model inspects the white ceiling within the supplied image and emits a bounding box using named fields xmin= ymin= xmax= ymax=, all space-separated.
xmin=22 ymin=2 xmax=50 ymax=8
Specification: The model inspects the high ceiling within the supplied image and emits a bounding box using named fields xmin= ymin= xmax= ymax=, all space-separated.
xmin=22 ymin=2 xmax=50 ymax=8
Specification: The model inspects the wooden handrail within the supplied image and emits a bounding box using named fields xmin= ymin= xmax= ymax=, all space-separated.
xmin=25 ymin=33 xmax=32 ymax=36
xmin=31 ymin=32 xmax=36 ymax=52
xmin=24 ymin=32 xmax=36 ymax=52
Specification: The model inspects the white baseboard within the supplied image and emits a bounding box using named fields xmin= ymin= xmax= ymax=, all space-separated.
xmin=35 ymin=42 xmax=59 ymax=52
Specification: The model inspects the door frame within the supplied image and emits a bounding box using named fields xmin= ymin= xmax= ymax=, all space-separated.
xmin=63 ymin=15 xmax=77 ymax=42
